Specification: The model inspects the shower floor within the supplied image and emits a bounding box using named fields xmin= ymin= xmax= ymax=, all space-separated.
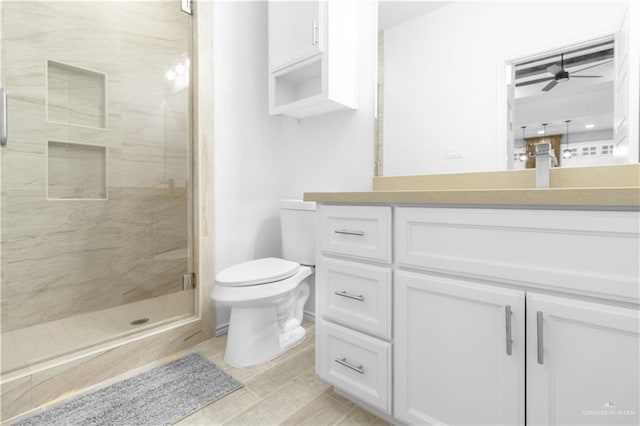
xmin=1 ymin=291 xmax=194 ymax=375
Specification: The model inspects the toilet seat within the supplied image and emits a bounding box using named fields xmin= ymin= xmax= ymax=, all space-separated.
xmin=213 ymin=265 xmax=313 ymax=305
xmin=216 ymin=257 xmax=300 ymax=287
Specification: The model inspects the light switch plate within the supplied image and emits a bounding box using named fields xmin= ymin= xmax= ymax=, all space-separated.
xmin=446 ymin=146 xmax=465 ymax=159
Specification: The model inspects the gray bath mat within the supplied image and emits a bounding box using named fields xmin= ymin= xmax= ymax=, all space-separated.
xmin=13 ymin=352 xmax=242 ymax=426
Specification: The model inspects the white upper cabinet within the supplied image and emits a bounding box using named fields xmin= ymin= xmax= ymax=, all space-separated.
xmin=268 ymin=2 xmax=324 ymax=72
xmin=267 ymin=0 xmax=359 ymax=119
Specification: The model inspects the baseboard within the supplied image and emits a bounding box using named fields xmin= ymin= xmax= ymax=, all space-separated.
xmin=215 ymin=310 xmax=315 ymax=337
xmin=303 ymin=310 xmax=316 ymax=323
xmin=214 ymin=322 xmax=228 ymax=337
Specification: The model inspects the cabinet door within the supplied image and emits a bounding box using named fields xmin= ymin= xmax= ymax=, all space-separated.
xmin=527 ymin=293 xmax=640 ymax=425
xmin=268 ymin=1 xmax=324 ymax=71
xmin=394 ymin=271 xmax=525 ymax=426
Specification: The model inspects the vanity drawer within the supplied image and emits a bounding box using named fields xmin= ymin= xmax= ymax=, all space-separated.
xmin=316 ymin=320 xmax=391 ymax=414
xmin=317 ymin=257 xmax=391 ymax=339
xmin=319 ymin=205 xmax=392 ymax=263
xmin=395 ymin=207 xmax=640 ymax=302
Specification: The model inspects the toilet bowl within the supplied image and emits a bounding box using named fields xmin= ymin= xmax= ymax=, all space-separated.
xmin=211 ymin=200 xmax=316 ymax=367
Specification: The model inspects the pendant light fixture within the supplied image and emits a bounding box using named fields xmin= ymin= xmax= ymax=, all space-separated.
xmin=519 ymin=126 xmax=528 ymax=161
xmin=562 ymin=120 xmax=572 ymax=159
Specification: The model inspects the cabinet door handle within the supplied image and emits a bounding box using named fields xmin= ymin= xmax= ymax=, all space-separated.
xmin=334 ymin=229 xmax=364 ymax=236
xmin=1 ymin=88 xmax=7 ymax=148
xmin=312 ymin=20 xmax=319 ymax=45
xmin=334 ymin=290 xmax=365 ymax=302
xmin=536 ymin=311 xmax=544 ymax=365
xmin=505 ymin=305 xmax=513 ymax=356
xmin=335 ymin=357 xmax=364 ymax=374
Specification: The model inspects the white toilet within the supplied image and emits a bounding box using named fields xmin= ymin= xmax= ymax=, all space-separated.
xmin=211 ymin=199 xmax=316 ymax=367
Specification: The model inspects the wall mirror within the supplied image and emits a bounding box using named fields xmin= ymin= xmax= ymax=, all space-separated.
xmin=376 ymin=1 xmax=637 ymax=177
xmin=507 ymin=37 xmax=616 ymax=170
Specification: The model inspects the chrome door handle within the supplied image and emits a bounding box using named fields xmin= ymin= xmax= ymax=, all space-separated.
xmin=505 ymin=305 xmax=513 ymax=356
xmin=312 ymin=20 xmax=319 ymax=45
xmin=1 ymin=88 xmax=7 ymax=148
xmin=334 ymin=357 xmax=364 ymax=374
xmin=536 ymin=311 xmax=544 ymax=365
xmin=334 ymin=290 xmax=365 ymax=302
xmin=334 ymin=230 xmax=364 ymax=236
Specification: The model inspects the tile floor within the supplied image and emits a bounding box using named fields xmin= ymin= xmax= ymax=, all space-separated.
xmin=176 ymin=321 xmax=389 ymax=425
xmin=11 ymin=321 xmax=389 ymax=425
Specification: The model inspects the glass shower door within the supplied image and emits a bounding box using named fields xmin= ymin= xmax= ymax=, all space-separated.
xmin=0 ymin=0 xmax=194 ymax=374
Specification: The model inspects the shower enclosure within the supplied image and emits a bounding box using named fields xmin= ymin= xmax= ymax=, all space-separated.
xmin=0 ymin=1 xmax=195 ymax=374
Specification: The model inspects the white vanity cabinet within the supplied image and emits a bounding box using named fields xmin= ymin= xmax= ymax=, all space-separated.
xmin=267 ymin=1 xmax=358 ymax=119
xmin=394 ymin=273 xmax=640 ymax=426
xmin=314 ymin=203 xmax=640 ymax=425
xmin=394 ymin=206 xmax=639 ymax=426
xmin=315 ymin=205 xmax=393 ymax=414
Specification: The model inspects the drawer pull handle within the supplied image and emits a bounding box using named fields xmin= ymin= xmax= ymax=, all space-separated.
xmin=334 ymin=229 xmax=365 ymax=236
xmin=505 ymin=305 xmax=512 ymax=356
xmin=537 ymin=311 xmax=544 ymax=365
xmin=335 ymin=357 xmax=364 ymax=374
xmin=335 ymin=290 xmax=365 ymax=302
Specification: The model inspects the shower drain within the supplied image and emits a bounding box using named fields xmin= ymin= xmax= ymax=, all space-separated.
xmin=130 ymin=318 xmax=150 ymax=326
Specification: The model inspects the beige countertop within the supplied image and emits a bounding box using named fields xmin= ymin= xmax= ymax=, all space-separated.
xmin=304 ymin=187 xmax=639 ymax=207
xmin=304 ymin=164 xmax=640 ymax=208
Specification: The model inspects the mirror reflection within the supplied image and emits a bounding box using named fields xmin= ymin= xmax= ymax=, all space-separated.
xmin=377 ymin=1 xmax=634 ymax=177
xmin=510 ymin=38 xmax=616 ymax=170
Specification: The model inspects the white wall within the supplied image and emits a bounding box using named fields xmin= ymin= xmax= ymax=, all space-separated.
xmin=212 ymin=1 xmax=284 ymax=333
xmin=383 ymin=1 xmax=629 ymax=176
xmin=211 ymin=1 xmax=377 ymax=333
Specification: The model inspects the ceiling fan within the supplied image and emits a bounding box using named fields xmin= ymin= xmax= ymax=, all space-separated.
xmin=540 ymin=53 xmax=606 ymax=92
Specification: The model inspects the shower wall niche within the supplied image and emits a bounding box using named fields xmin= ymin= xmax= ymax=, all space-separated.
xmin=45 ymin=60 xmax=109 ymax=200
xmin=47 ymin=60 xmax=107 ymax=129
xmin=47 ymin=141 xmax=108 ymax=199
xmin=0 ymin=0 xmax=193 ymax=371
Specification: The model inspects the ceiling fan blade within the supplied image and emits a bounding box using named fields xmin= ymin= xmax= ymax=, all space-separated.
xmin=546 ymin=64 xmax=562 ymax=75
xmin=573 ymin=59 xmax=613 ymax=74
xmin=515 ymin=76 xmax=555 ymax=87
xmin=571 ymin=75 xmax=602 ymax=78
xmin=542 ymin=80 xmax=558 ymax=92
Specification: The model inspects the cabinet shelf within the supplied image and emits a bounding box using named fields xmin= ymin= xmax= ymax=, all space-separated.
xmin=272 ymin=57 xmax=322 ymax=108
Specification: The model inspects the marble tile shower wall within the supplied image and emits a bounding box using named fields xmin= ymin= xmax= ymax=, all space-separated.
xmin=1 ymin=1 xmax=191 ymax=332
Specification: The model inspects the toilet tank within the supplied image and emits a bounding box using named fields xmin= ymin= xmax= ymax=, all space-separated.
xmin=280 ymin=199 xmax=316 ymax=265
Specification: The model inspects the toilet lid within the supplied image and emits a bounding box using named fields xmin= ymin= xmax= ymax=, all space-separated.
xmin=215 ymin=257 xmax=300 ymax=287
